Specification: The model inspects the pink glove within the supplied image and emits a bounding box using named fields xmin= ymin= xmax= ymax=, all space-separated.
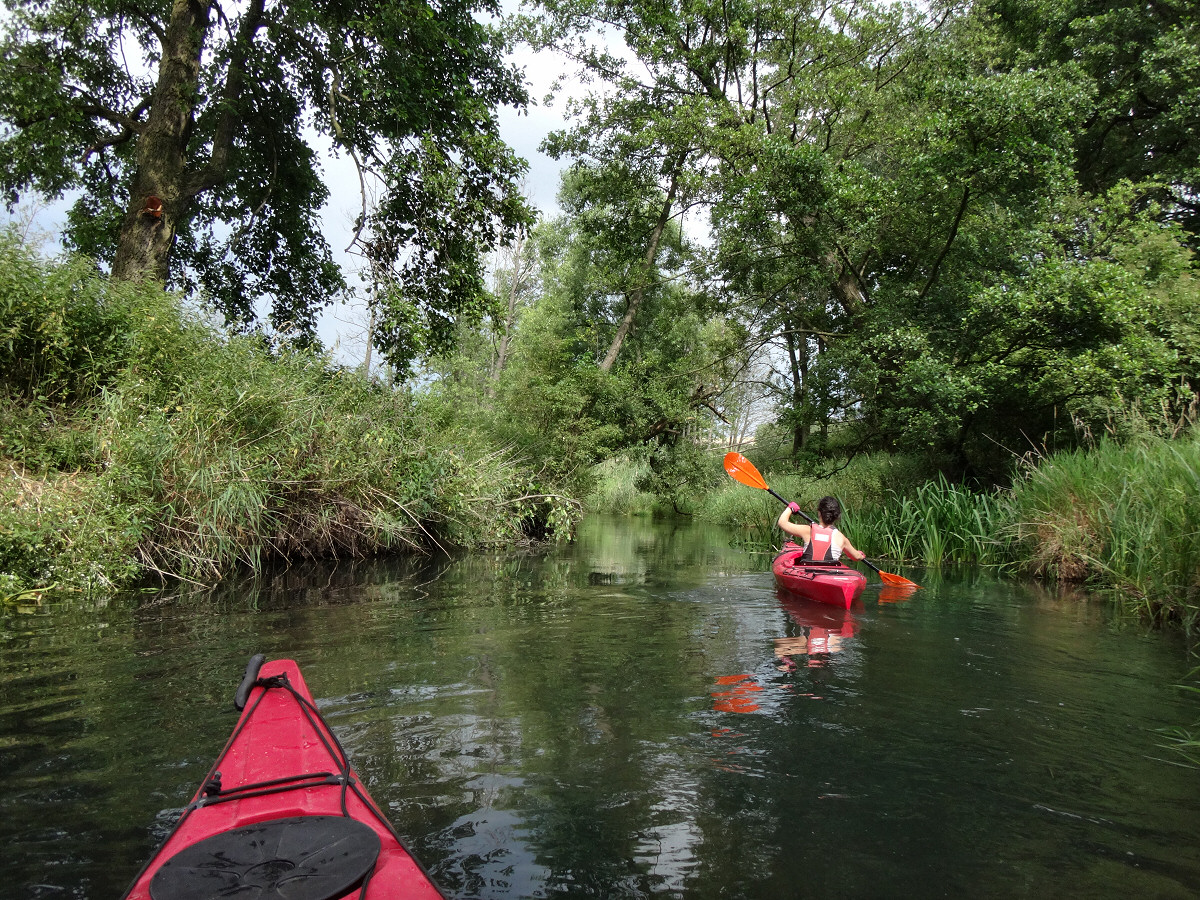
xmin=788 ymin=502 xmax=800 ymax=513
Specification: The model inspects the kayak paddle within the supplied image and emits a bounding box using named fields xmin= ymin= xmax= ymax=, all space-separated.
xmin=722 ymin=451 xmax=920 ymax=588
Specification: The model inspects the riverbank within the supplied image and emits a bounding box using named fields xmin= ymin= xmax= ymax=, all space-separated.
xmin=0 ymin=236 xmax=578 ymax=600
xmin=691 ymin=430 xmax=1200 ymax=630
xmin=4 ymin=233 xmax=1196 ymax=631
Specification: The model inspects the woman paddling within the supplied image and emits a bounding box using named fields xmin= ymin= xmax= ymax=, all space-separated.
xmin=777 ymin=496 xmax=866 ymax=563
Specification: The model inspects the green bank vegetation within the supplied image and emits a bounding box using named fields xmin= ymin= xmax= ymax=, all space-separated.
xmin=1 ymin=0 xmax=1199 ymax=636
xmin=0 ymin=235 xmax=575 ymax=599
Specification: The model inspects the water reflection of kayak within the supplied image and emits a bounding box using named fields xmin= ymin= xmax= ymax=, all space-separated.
xmin=772 ymin=542 xmax=867 ymax=608
xmin=121 ymin=655 xmax=445 ymax=900
xmin=775 ymin=594 xmax=859 ymax=669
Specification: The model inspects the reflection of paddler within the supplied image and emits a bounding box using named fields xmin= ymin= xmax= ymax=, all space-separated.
xmin=775 ymin=594 xmax=857 ymax=669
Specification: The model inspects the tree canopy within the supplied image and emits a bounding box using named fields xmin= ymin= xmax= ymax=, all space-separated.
xmin=2 ymin=0 xmax=1196 ymax=488
xmin=514 ymin=0 xmax=1199 ymax=480
xmin=0 ymin=0 xmax=532 ymax=363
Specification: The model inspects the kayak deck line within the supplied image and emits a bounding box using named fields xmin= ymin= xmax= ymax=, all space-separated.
xmin=189 ymin=771 xmax=355 ymax=811
xmin=121 ymin=656 xmax=446 ymax=900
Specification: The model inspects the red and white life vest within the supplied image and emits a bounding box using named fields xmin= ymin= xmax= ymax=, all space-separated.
xmin=800 ymin=525 xmax=839 ymax=561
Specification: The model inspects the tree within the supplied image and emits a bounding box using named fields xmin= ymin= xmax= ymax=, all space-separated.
xmin=487 ymin=222 xmax=539 ymax=389
xmin=0 ymin=0 xmax=532 ymax=357
xmin=530 ymin=0 xmax=751 ymax=373
xmin=529 ymin=0 xmax=1198 ymax=479
xmin=986 ymin=0 xmax=1200 ymax=243
xmin=466 ymin=180 xmax=738 ymax=488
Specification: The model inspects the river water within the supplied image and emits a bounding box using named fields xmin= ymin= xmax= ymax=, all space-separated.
xmin=2 ymin=515 xmax=1198 ymax=899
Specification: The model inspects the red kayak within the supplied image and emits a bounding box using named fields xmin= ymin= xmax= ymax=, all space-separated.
xmin=122 ymin=655 xmax=445 ymax=900
xmin=772 ymin=542 xmax=867 ymax=608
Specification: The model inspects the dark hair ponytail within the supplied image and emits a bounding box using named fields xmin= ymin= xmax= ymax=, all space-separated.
xmin=817 ymin=496 xmax=841 ymax=526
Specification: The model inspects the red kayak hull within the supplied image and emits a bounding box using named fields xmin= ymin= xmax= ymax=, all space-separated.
xmin=122 ymin=657 xmax=444 ymax=900
xmin=772 ymin=543 xmax=867 ymax=608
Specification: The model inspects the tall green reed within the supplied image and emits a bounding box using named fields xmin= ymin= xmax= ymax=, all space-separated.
xmin=1004 ymin=431 xmax=1200 ymax=626
xmin=849 ymin=475 xmax=1009 ymax=566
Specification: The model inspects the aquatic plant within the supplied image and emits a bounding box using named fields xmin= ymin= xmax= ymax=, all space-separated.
xmin=1004 ymin=431 xmax=1200 ymax=626
xmin=1160 ymin=667 xmax=1200 ymax=769
xmin=848 ymin=475 xmax=1010 ymax=567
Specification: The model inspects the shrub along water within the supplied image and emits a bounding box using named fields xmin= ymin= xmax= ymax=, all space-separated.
xmin=1004 ymin=431 xmax=1200 ymax=627
xmin=0 ymin=234 xmax=577 ymax=599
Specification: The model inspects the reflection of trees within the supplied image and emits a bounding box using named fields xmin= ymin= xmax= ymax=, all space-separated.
xmin=355 ymin=560 xmax=719 ymax=892
xmin=313 ymin=516 xmax=772 ymax=894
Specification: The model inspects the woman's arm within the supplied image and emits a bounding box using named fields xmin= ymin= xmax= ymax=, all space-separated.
xmin=839 ymin=534 xmax=866 ymax=561
xmin=778 ymin=506 xmax=812 ymax=541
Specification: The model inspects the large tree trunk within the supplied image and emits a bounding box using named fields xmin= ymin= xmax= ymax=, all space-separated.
xmin=599 ymin=162 xmax=682 ymax=374
xmin=111 ymin=0 xmax=212 ymax=284
xmin=786 ymin=324 xmax=808 ymax=456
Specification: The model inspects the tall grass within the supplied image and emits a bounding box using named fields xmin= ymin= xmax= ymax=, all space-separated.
xmin=93 ymin=339 xmax=580 ymax=587
xmin=701 ymin=452 xmax=1001 ymax=564
xmin=700 ymin=451 xmax=935 ymax=529
xmin=0 ymin=235 xmax=579 ymax=598
xmin=851 ymin=476 xmax=1011 ymax=567
xmin=1004 ymin=431 xmax=1200 ymax=626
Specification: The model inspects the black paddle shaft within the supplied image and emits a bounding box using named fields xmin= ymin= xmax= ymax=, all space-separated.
xmin=768 ymin=488 xmax=817 ymax=526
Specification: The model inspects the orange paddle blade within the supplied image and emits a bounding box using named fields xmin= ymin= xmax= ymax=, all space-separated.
xmin=877 ymin=569 xmax=920 ymax=588
xmin=723 ymin=452 xmax=769 ymax=490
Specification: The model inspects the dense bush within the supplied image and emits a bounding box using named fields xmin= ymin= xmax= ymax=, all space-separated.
xmin=0 ymin=235 xmax=578 ymax=598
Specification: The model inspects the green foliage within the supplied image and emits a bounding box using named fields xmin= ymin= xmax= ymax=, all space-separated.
xmin=698 ymin=450 xmax=938 ymax=531
xmin=0 ymin=238 xmax=580 ymax=595
xmin=585 ymin=456 xmax=656 ymax=516
xmin=818 ymin=156 xmax=1197 ymax=476
xmin=421 ymin=199 xmax=740 ymax=493
xmin=988 ymin=0 xmax=1200 ymax=242
xmin=710 ymin=422 xmax=1199 ymax=626
xmin=94 ymin=337 xmax=578 ymax=584
xmin=851 ymin=476 xmax=1011 ymax=567
xmin=525 ymin=0 xmax=1198 ymax=481
xmin=0 ymin=230 xmax=183 ymax=405
xmin=0 ymin=0 xmax=531 ymax=363
xmin=1004 ymin=429 xmax=1200 ymax=626
xmin=0 ymin=467 xmax=141 ymax=598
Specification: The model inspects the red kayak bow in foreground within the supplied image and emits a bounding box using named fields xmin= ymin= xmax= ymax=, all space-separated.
xmin=122 ymin=655 xmax=445 ymax=900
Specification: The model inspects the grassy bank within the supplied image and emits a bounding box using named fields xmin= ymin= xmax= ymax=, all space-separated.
xmin=0 ymin=235 xmax=577 ymax=599
xmin=691 ymin=433 xmax=1199 ymax=628
xmin=1004 ymin=432 xmax=1200 ymax=625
